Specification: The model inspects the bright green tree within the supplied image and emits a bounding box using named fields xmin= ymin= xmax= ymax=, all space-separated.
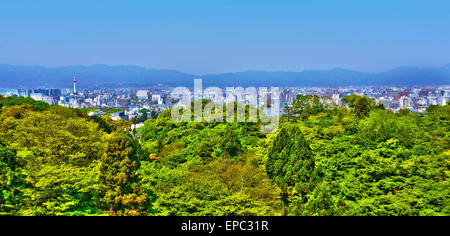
xmin=98 ymin=132 xmax=151 ymax=216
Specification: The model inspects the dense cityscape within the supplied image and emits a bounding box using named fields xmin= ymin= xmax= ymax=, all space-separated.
xmin=1 ymin=76 xmax=448 ymax=124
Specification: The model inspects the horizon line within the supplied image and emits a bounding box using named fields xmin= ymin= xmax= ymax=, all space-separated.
xmin=1 ymin=63 xmax=449 ymax=76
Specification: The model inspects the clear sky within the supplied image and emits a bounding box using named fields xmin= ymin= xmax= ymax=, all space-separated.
xmin=0 ymin=0 xmax=449 ymax=75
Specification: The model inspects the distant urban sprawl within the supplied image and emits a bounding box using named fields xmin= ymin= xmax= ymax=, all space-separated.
xmin=0 ymin=77 xmax=448 ymax=127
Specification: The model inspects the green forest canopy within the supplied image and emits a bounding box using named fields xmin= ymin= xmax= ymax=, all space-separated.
xmin=0 ymin=95 xmax=448 ymax=216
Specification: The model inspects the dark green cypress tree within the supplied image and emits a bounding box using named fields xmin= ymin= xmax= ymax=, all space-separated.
xmin=266 ymin=124 xmax=315 ymax=215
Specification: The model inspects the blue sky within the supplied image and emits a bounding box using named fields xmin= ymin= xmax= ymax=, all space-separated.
xmin=0 ymin=0 xmax=449 ymax=74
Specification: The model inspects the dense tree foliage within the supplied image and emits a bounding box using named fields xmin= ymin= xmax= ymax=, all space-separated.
xmin=266 ymin=124 xmax=316 ymax=215
xmin=282 ymin=95 xmax=326 ymax=122
xmin=268 ymin=96 xmax=449 ymax=215
xmin=342 ymin=94 xmax=375 ymax=118
xmin=137 ymin=105 xmax=281 ymax=215
xmin=0 ymin=143 xmax=25 ymax=214
xmin=98 ymin=132 xmax=151 ymax=216
xmin=0 ymin=95 xmax=448 ymax=216
xmin=0 ymin=97 xmax=144 ymax=215
xmin=0 ymin=96 xmax=50 ymax=111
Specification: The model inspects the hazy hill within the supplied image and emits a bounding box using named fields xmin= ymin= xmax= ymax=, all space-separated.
xmin=0 ymin=64 xmax=192 ymax=88
xmin=0 ymin=64 xmax=449 ymax=88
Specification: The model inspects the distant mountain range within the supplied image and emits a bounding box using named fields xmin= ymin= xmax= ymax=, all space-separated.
xmin=0 ymin=64 xmax=449 ymax=88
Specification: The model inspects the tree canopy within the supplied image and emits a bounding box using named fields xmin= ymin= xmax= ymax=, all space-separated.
xmin=0 ymin=96 xmax=448 ymax=216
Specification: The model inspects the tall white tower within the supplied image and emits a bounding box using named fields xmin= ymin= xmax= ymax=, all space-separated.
xmin=73 ymin=76 xmax=77 ymax=94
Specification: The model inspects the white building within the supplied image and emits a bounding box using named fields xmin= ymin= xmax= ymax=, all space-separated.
xmin=152 ymin=94 xmax=163 ymax=105
xmin=30 ymin=93 xmax=44 ymax=101
xmin=137 ymin=90 xmax=149 ymax=99
xmin=332 ymin=94 xmax=342 ymax=106
xmin=400 ymin=96 xmax=412 ymax=109
xmin=437 ymin=97 xmax=447 ymax=106
xmin=131 ymin=123 xmax=145 ymax=130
